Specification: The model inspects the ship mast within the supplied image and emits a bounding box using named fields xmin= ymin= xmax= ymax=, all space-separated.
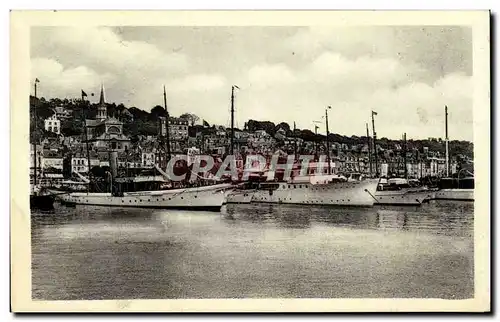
xmin=371 ymin=111 xmax=379 ymax=177
xmin=33 ymin=79 xmax=39 ymax=187
xmin=293 ymin=121 xmax=298 ymax=161
xmin=366 ymin=123 xmax=372 ymax=177
xmin=325 ymin=106 xmax=332 ymax=175
xmin=403 ymin=132 xmax=408 ymax=179
xmin=230 ymin=85 xmax=239 ymax=155
xmin=82 ymin=90 xmax=92 ymax=194
xmin=163 ymin=86 xmax=171 ymax=163
xmin=445 ymin=105 xmax=449 ymax=177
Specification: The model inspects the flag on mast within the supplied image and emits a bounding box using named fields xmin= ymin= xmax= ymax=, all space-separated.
xmin=81 ymin=90 xmax=88 ymax=98
xmin=35 ymin=78 xmax=40 ymax=83
xmin=372 ymin=110 xmax=378 ymax=116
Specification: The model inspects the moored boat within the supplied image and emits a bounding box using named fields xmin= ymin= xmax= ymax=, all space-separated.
xmin=225 ymin=188 xmax=255 ymax=204
xmin=433 ymin=176 xmax=474 ymax=201
xmin=30 ymin=185 xmax=55 ymax=211
xmin=374 ymin=178 xmax=434 ymax=206
xmin=251 ymin=175 xmax=379 ymax=207
xmin=51 ymin=181 xmax=233 ymax=211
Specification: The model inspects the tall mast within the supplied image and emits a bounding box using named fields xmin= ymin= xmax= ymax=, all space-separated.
xmin=230 ymin=85 xmax=239 ymax=156
xmin=445 ymin=105 xmax=449 ymax=177
xmin=366 ymin=123 xmax=372 ymax=177
xmin=293 ymin=121 xmax=298 ymax=160
xmin=82 ymin=90 xmax=92 ymax=194
xmin=371 ymin=111 xmax=379 ymax=177
xmin=403 ymin=132 xmax=408 ymax=179
xmin=325 ymin=106 xmax=332 ymax=175
xmin=230 ymin=86 xmax=235 ymax=155
xmin=33 ymin=79 xmax=39 ymax=186
xmin=163 ymin=86 xmax=171 ymax=163
xmin=314 ymin=124 xmax=319 ymax=156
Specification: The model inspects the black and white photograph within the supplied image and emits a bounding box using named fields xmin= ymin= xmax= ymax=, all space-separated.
xmin=10 ymin=10 xmax=490 ymax=312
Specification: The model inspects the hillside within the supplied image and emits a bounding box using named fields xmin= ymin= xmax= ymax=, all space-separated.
xmin=29 ymin=96 xmax=474 ymax=158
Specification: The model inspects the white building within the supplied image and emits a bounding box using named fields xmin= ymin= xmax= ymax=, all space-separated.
xmin=43 ymin=156 xmax=64 ymax=170
xmin=71 ymin=156 xmax=99 ymax=173
xmin=141 ymin=152 xmax=156 ymax=168
xmin=44 ymin=115 xmax=61 ymax=135
xmin=53 ymin=106 xmax=72 ymax=119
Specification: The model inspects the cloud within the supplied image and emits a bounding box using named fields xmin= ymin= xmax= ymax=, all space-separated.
xmin=167 ymin=74 xmax=227 ymax=93
xmin=247 ymin=63 xmax=296 ymax=88
xmin=30 ymin=58 xmax=115 ymax=98
xmin=30 ymin=26 xmax=473 ymax=140
xmin=32 ymin=27 xmax=189 ymax=76
xmin=238 ymin=51 xmax=472 ymax=140
xmin=285 ymin=26 xmax=472 ymax=79
xmin=31 ymin=27 xmax=225 ymax=109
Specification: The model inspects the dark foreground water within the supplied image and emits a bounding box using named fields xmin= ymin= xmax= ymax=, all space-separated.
xmin=31 ymin=201 xmax=474 ymax=300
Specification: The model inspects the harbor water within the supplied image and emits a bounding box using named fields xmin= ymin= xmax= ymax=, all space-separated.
xmin=31 ymin=201 xmax=474 ymax=300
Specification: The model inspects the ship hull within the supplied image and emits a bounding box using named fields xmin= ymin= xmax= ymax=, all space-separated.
xmin=50 ymin=184 xmax=233 ymax=212
xmin=434 ymin=189 xmax=474 ymax=201
xmin=374 ymin=190 xmax=435 ymax=206
xmin=251 ymin=179 xmax=379 ymax=207
xmin=225 ymin=190 xmax=255 ymax=204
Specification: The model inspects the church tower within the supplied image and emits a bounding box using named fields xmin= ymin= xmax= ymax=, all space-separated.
xmin=96 ymin=84 xmax=107 ymax=122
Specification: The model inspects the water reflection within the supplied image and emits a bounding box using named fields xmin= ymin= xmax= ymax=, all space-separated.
xmin=221 ymin=202 xmax=473 ymax=237
xmin=31 ymin=200 xmax=474 ymax=300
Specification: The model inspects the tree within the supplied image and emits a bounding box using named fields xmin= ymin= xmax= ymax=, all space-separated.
xmin=128 ymin=107 xmax=149 ymax=122
xmin=179 ymin=113 xmax=200 ymax=126
xmin=150 ymin=105 xmax=167 ymax=121
xmin=275 ymin=122 xmax=291 ymax=135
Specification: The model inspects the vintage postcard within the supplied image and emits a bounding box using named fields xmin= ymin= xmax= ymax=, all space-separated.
xmin=10 ymin=10 xmax=490 ymax=312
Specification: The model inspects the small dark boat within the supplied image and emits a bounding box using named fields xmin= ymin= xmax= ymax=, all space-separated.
xmin=30 ymin=193 xmax=55 ymax=211
xmin=30 ymin=185 xmax=55 ymax=211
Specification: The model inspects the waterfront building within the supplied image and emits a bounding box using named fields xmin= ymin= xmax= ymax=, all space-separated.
xmin=70 ymin=152 xmax=99 ymax=174
xmin=42 ymin=150 xmax=64 ymax=171
xmin=141 ymin=151 xmax=156 ymax=168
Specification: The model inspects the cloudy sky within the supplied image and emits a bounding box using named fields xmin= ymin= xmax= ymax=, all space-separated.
xmin=31 ymin=26 xmax=473 ymax=141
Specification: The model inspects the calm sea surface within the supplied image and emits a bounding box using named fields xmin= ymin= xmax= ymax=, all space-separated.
xmin=31 ymin=201 xmax=474 ymax=300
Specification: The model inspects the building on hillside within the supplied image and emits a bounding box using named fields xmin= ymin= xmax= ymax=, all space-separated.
xmin=85 ymin=85 xmax=131 ymax=152
xmin=44 ymin=115 xmax=61 ymax=135
xmin=158 ymin=116 xmax=189 ymax=153
xmin=53 ymin=106 xmax=72 ymax=120
xmin=169 ymin=117 xmax=189 ymax=140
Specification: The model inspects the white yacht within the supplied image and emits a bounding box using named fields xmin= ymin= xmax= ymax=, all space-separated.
xmin=51 ymin=177 xmax=233 ymax=211
xmin=250 ymin=174 xmax=379 ymax=207
xmin=374 ymin=178 xmax=435 ymax=206
xmin=433 ymin=176 xmax=474 ymax=201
